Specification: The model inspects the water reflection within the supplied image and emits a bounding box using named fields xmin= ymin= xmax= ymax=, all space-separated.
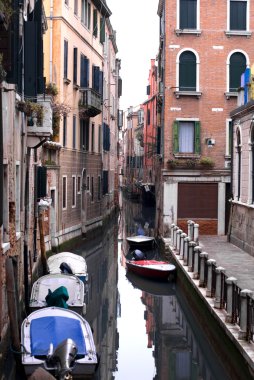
xmin=72 ymin=196 xmax=231 ymax=380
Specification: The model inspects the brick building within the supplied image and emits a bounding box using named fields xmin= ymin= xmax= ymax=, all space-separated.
xmin=157 ymin=0 xmax=254 ymax=236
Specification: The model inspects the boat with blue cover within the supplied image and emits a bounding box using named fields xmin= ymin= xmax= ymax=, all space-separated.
xmin=21 ymin=307 xmax=98 ymax=378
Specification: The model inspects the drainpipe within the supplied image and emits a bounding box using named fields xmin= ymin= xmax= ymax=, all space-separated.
xmin=49 ymin=0 xmax=53 ymax=82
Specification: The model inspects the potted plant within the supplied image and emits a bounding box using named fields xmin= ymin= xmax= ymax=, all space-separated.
xmin=198 ymin=156 xmax=215 ymax=168
xmin=52 ymin=102 xmax=71 ymax=140
xmin=45 ymin=82 xmax=58 ymax=96
xmin=0 ymin=0 xmax=13 ymax=29
xmin=23 ymin=101 xmax=44 ymax=126
xmin=0 ymin=53 xmax=6 ymax=82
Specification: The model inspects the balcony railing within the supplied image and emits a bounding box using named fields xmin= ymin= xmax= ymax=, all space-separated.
xmin=79 ymin=88 xmax=102 ymax=118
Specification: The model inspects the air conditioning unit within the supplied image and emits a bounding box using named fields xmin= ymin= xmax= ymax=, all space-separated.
xmin=225 ymin=161 xmax=231 ymax=169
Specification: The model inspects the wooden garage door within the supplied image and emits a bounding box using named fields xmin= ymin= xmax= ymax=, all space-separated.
xmin=178 ymin=183 xmax=218 ymax=218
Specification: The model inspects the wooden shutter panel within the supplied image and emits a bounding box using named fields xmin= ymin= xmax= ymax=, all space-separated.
xmin=84 ymin=57 xmax=89 ymax=87
xmin=194 ymin=121 xmax=201 ymax=154
xmin=37 ymin=166 xmax=47 ymax=199
xmin=99 ymin=70 xmax=103 ymax=96
xmin=73 ymin=48 xmax=77 ymax=84
xmin=64 ymin=40 xmax=68 ymax=79
xmin=93 ymin=9 xmax=98 ymax=37
xmin=24 ymin=21 xmax=37 ymax=99
xmin=173 ymin=121 xmax=179 ymax=153
xmin=100 ymin=16 xmax=105 ymax=43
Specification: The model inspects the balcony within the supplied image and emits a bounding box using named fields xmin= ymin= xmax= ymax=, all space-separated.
xmin=79 ymin=88 xmax=102 ymax=118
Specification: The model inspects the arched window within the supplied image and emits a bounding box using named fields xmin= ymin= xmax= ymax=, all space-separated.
xmin=236 ymin=129 xmax=242 ymax=201
xmin=229 ymin=52 xmax=246 ymax=92
xmin=179 ymin=51 xmax=196 ymax=91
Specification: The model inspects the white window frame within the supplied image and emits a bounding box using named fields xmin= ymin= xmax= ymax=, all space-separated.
xmin=77 ymin=175 xmax=81 ymax=194
xmin=225 ymin=119 xmax=232 ymax=157
xmin=176 ymin=48 xmax=200 ymax=92
xmin=3 ymin=163 xmax=9 ymax=244
xmin=15 ymin=162 xmax=21 ymax=234
xmin=72 ymin=175 xmax=76 ymax=208
xmin=176 ymin=0 xmax=200 ymax=32
xmin=226 ymin=50 xmax=249 ymax=93
xmin=62 ymin=175 xmax=67 ymax=210
xmin=227 ymin=0 xmax=249 ymax=33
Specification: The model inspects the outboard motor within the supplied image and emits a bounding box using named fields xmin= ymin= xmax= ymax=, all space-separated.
xmin=45 ymin=338 xmax=77 ymax=380
xmin=132 ymin=249 xmax=146 ymax=261
xmin=60 ymin=262 xmax=73 ymax=275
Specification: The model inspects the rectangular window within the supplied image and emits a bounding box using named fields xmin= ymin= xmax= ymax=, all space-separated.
xmin=80 ymin=119 xmax=90 ymax=150
xmin=103 ymin=123 xmax=110 ymax=151
xmin=82 ymin=0 xmax=91 ymax=28
xmin=63 ymin=115 xmax=67 ymax=147
xmin=173 ymin=120 xmax=200 ymax=154
xmin=102 ymin=170 xmax=108 ymax=195
xmin=226 ymin=119 xmax=233 ymax=157
xmin=100 ymin=16 xmax=105 ymax=43
xmin=98 ymin=175 xmax=101 ymax=200
xmin=73 ymin=48 xmax=78 ymax=84
xmin=91 ymin=176 xmax=94 ymax=201
xmin=64 ymin=40 xmax=68 ymax=79
xmin=15 ymin=164 xmax=21 ymax=233
xmin=93 ymin=9 xmax=98 ymax=37
xmin=147 ymin=109 xmax=150 ymax=125
xmin=72 ymin=175 xmax=76 ymax=207
xmin=91 ymin=123 xmax=95 ymax=152
xmin=74 ymin=0 xmax=78 ymax=15
xmin=86 ymin=176 xmax=90 ymax=191
xmin=180 ymin=0 xmax=197 ymax=29
xmin=230 ymin=0 xmax=247 ymax=30
xmin=98 ymin=125 xmax=101 ymax=153
xmin=3 ymin=164 xmax=9 ymax=243
xmin=80 ymin=54 xmax=89 ymax=87
xmin=77 ymin=175 xmax=81 ymax=194
xmin=73 ymin=115 xmax=76 ymax=149
xmin=62 ymin=176 xmax=67 ymax=209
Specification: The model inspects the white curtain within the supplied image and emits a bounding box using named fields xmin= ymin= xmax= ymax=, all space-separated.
xmin=179 ymin=122 xmax=194 ymax=153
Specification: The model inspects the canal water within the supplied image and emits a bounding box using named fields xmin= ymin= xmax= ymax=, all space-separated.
xmin=71 ymin=195 xmax=240 ymax=380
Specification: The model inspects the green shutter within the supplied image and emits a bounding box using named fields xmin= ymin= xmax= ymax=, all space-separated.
xmin=173 ymin=121 xmax=179 ymax=153
xmin=100 ymin=17 xmax=105 ymax=43
xmin=194 ymin=121 xmax=201 ymax=154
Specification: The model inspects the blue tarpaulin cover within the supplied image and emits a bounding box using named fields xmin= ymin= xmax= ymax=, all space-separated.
xmin=30 ymin=316 xmax=87 ymax=356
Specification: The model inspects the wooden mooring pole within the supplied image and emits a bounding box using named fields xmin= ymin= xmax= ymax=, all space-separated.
xmin=38 ymin=208 xmax=47 ymax=275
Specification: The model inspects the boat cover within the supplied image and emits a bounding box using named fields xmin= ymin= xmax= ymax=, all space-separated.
xmin=30 ymin=316 xmax=87 ymax=356
xmin=45 ymin=286 xmax=69 ymax=309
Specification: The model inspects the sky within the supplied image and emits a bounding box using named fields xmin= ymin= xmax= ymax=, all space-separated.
xmin=106 ymin=0 xmax=159 ymax=112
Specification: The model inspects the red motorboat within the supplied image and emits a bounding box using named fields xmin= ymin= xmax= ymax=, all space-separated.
xmin=126 ymin=259 xmax=176 ymax=282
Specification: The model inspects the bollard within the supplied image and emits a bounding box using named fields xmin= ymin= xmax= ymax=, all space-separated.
xmin=193 ymin=223 xmax=199 ymax=243
xmin=206 ymin=259 xmax=216 ymax=297
xmin=176 ymin=229 xmax=183 ymax=253
xmin=214 ymin=266 xmax=225 ymax=309
xmin=238 ymin=289 xmax=253 ymax=340
xmin=199 ymin=252 xmax=208 ymax=287
xmin=180 ymin=233 xmax=187 ymax=259
xmin=193 ymin=246 xmax=202 ymax=279
xmin=187 ymin=241 xmax=196 ymax=272
xmin=171 ymin=224 xmax=175 ymax=244
xmin=173 ymin=226 xmax=178 ymax=248
xmin=183 ymin=237 xmax=190 ymax=265
xmin=187 ymin=220 xmax=194 ymax=240
xmin=225 ymin=277 xmax=237 ymax=323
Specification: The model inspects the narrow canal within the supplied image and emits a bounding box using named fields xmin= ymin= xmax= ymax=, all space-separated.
xmin=68 ymin=193 xmax=250 ymax=380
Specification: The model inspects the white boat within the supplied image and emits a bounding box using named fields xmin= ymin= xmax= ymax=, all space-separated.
xmin=126 ymin=235 xmax=155 ymax=248
xmin=29 ymin=274 xmax=86 ymax=315
xmin=47 ymin=252 xmax=88 ymax=282
xmin=21 ymin=307 xmax=98 ymax=378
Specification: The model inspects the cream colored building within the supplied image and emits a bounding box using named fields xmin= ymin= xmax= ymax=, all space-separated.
xmin=43 ymin=0 xmax=120 ymax=248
